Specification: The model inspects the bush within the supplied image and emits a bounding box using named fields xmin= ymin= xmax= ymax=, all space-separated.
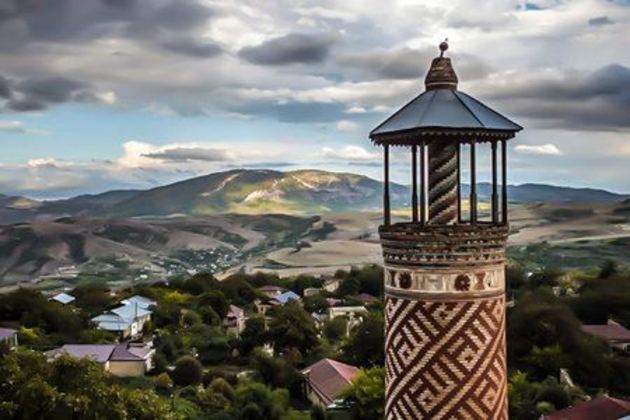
xmin=171 ymin=355 xmax=203 ymax=387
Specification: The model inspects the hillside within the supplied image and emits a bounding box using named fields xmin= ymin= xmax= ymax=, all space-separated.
xmin=0 ymin=214 xmax=321 ymax=285
xmin=0 ymin=169 xmax=627 ymax=224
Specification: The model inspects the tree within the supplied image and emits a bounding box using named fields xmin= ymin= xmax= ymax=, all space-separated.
xmin=340 ymin=367 xmax=384 ymax=420
xmin=599 ymin=259 xmax=618 ymax=279
xmin=323 ymin=317 xmax=347 ymax=342
xmin=342 ymin=313 xmax=384 ymax=367
xmin=0 ymin=349 xmax=172 ymax=419
xmin=172 ymin=355 xmax=203 ymax=386
xmin=240 ymin=316 xmax=267 ymax=354
xmin=267 ymin=301 xmax=318 ymax=356
xmin=198 ymin=290 xmax=230 ymax=319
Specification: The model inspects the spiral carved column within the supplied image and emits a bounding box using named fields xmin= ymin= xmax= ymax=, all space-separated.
xmin=380 ymin=224 xmax=509 ymax=420
xmin=428 ymin=141 xmax=458 ymax=225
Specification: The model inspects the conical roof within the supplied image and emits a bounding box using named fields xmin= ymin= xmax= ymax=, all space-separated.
xmin=370 ymin=42 xmax=522 ymax=144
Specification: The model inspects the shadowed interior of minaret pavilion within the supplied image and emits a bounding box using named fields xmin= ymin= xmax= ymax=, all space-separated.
xmin=370 ymin=41 xmax=522 ymax=420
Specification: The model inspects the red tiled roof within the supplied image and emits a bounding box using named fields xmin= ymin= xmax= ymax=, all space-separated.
xmin=542 ymin=396 xmax=630 ymax=420
xmin=302 ymin=358 xmax=360 ymax=405
xmin=581 ymin=324 xmax=630 ymax=343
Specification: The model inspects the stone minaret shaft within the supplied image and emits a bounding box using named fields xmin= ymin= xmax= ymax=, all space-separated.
xmin=371 ymin=41 xmax=521 ymax=420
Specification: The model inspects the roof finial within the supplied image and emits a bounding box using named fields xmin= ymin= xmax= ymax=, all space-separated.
xmin=439 ymin=38 xmax=449 ymax=58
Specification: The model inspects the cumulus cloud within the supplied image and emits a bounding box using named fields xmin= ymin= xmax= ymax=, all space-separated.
xmin=0 ymin=74 xmax=115 ymax=111
xmin=486 ymin=64 xmax=630 ymax=130
xmin=238 ymin=33 xmax=337 ymax=66
xmin=335 ymin=120 xmax=359 ymax=132
xmin=514 ymin=144 xmax=563 ymax=155
xmin=321 ymin=145 xmax=379 ymax=161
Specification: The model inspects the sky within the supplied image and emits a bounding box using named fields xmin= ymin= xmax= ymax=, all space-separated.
xmin=0 ymin=0 xmax=629 ymax=199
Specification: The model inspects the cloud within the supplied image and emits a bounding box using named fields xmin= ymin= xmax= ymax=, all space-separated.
xmin=337 ymin=47 xmax=491 ymax=81
xmin=514 ymin=144 xmax=562 ymax=155
xmin=159 ymin=38 xmax=223 ymax=58
xmin=321 ymin=145 xmax=379 ymax=161
xmin=0 ymin=74 xmax=115 ymax=111
xmin=238 ymin=33 xmax=336 ymax=65
xmin=588 ymin=16 xmax=614 ymax=26
xmin=486 ymin=64 xmax=630 ymax=130
xmin=143 ymin=147 xmax=233 ymax=162
xmin=0 ymin=120 xmax=47 ymax=135
xmin=0 ymin=120 xmax=26 ymax=133
xmin=335 ymin=120 xmax=359 ymax=132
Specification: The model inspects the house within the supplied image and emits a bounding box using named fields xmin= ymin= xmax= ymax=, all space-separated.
xmin=91 ymin=303 xmax=152 ymax=338
xmin=540 ymin=395 xmax=630 ymax=420
xmin=271 ymin=291 xmax=301 ymax=305
xmin=0 ymin=328 xmax=18 ymax=349
xmin=581 ymin=320 xmax=630 ymax=351
xmin=259 ymin=285 xmax=284 ymax=298
xmin=46 ymin=342 xmax=154 ymax=377
xmin=224 ymin=304 xmax=246 ymax=335
xmin=322 ymin=278 xmax=341 ymax=293
xmin=302 ymin=358 xmax=360 ymax=407
xmin=121 ymin=295 xmax=156 ymax=310
xmin=304 ymin=287 xmax=321 ymax=297
xmin=253 ymin=299 xmax=271 ymax=315
xmin=327 ymin=306 xmax=368 ymax=336
xmin=50 ymin=292 xmax=75 ymax=305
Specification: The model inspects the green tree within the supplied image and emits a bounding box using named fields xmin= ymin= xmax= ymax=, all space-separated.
xmin=323 ymin=316 xmax=347 ymax=342
xmin=198 ymin=290 xmax=230 ymax=319
xmin=268 ymin=301 xmax=318 ymax=356
xmin=340 ymin=366 xmax=384 ymax=420
xmin=342 ymin=313 xmax=384 ymax=367
xmin=240 ymin=316 xmax=267 ymax=354
xmin=171 ymin=355 xmax=203 ymax=387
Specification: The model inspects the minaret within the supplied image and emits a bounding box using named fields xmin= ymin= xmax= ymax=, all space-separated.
xmin=370 ymin=41 xmax=522 ymax=419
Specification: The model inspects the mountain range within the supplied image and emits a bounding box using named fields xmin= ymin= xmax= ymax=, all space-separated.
xmin=0 ymin=169 xmax=627 ymax=224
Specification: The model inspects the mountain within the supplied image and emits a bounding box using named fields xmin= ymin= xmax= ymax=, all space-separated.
xmin=108 ymin=169 xmax=409 ymax=217
xmin=0 ymin=169 xmax=627 ymax=224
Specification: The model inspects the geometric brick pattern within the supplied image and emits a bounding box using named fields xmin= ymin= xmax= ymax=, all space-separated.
xmin=384 ymin=293 xmax=507 ymax=420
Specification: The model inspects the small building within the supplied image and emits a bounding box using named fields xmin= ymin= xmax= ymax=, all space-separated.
xmin=540 ymin=395 xmax=630 ymax=420
xmin=259 ymin=285 xmax=284 ymax=298
xmin=46 ymin=342 xmax=154 ymax=377
xmin=50 ymin=292 xmax=76 ymax=305
xmin=271 ymin=291 xmax=301 ymax=305
xmin=91 ymin=303 xmax=152 ymax=338
xmin=0 ymin=327 xmax=18 ymax=349
xmin=322 ymin=278 xmax=341 ymax=293
xmin=581 ymin=321 xmax=630 ymax=351
xmin=224 ymin=304 xmax=246 ymax=335
xmin=121 ymin=295 xmax=156 ymax=310
xmin=327 ymin=306 xmax=369 ymax=336
xmin=302 ymin=358 xmax=360 ymax=407
xmin=304 ymin=287 xmax=321 ymax=297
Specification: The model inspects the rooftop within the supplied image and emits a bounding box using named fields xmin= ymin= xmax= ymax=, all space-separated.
xmin=50 ymin=292 xmax=75 ymax=305
xmin=541 ymin=395 xmax=630 ymax=420
xmin=581 ymin=324 xmax=630 ymax=343
xmin=273 ymin=291 xmax=300 ymax=304
xmin=46 ymin=343 xmax=153 ymax=363
xmin=302 ymin=358 xmax=360 ymax=406
xmin=0 ymin=327 xmax=17 ymax=340
xmin=121 ymin=295 xmax=156 ymax=309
